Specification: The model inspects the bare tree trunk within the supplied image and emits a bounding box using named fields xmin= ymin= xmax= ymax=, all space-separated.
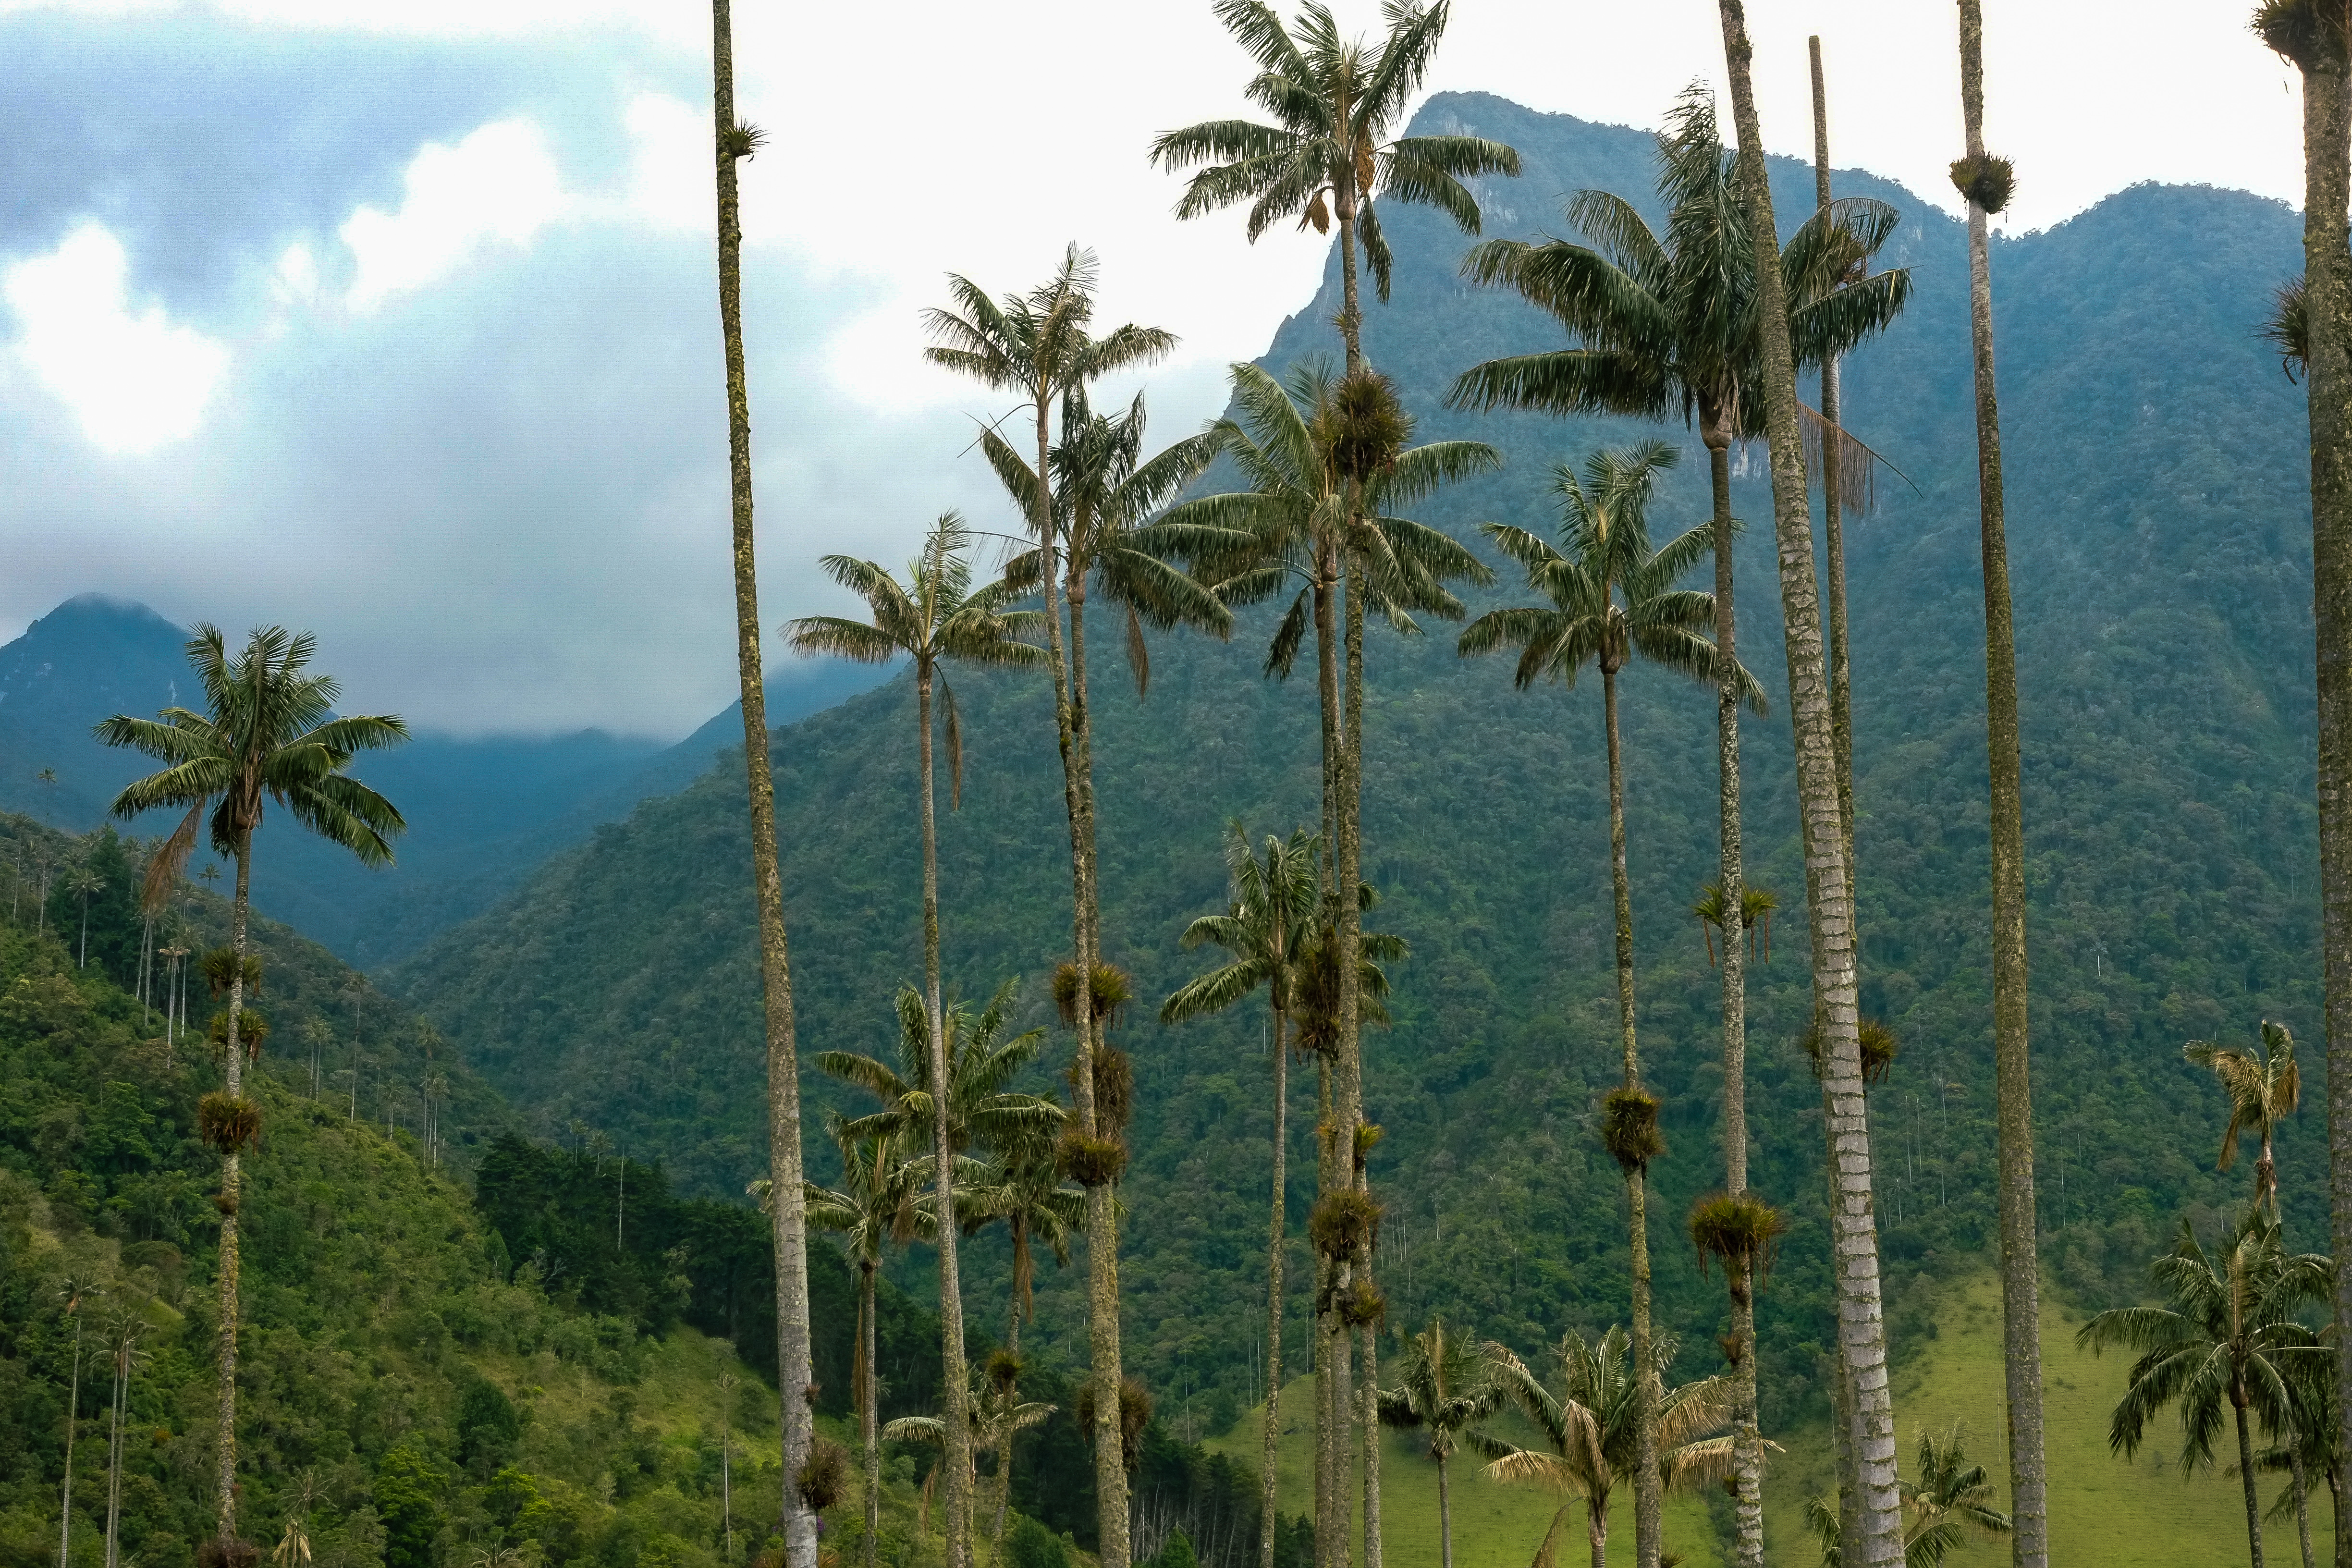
xmin=862 ymin=1265 xmax=880 ymax=1568
xmin=996 ymin=1296 xmax=1022 ymax=1542
xmin=1952 ymin=14 xmax=2051 ymax=1566
xmin=1711 ymin=7 xmax=1902 ymax=1562
xmin=59 ymin=1315 xmax=80 ymax=1568
xmin=2239 ymin=1399 xmax=2270 ymax=1568
xmin=1262 ymin=1004 xmax=1288 ymax=1568
xmin=103 ymin=1348 xmax=123 ymax=1568
xmin=1600 ymin=666 xmax=1660 ymax=1568
xmin=1705 ymin=417 xmax=1764 ymax=1568
xmin=1335 ymin=559 xmax=1369 ymax=1568
xmin=917 ymin=667 xmax=972 ymax=1568
xmin=216 ymin=837 xmax=254 ymax=1546
xmin=1809 ymin=37 xmax=1858 ymax=898
xmin=710 ymin=15 xmax=817 ymax=1563
xmin=1358 ymin=1315 xmax=1381 ymax=1568
xmin=1435 ymin=1453 xmax=1452 ymax=1568
xmin=2277 ymin=13 xmax=2352 ymax=1568
xmin=2289 ymin=1445 xmax=2314 ymax=1568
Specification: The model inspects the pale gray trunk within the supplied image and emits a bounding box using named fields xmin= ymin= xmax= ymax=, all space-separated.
xmin=917 ymin=667 xmax=972 ymax=1568
xmin=862 ymin=1265 xmax=880 ymax=1568
xmin=1712 ymin=6 xmax=1903 ymax=1561
xmin=1262 ymin=1003 xmax=1288 ymax=1568
xmin=1954 ymin=12 xmax=2050 ymax=1565
xmin=2285 ymin=18 xmax=2352 ymax=1568
xmin=1810 ymin=37 xmax=1858 ymax=896
xmin=1312 ymin=551 xmax=1342 ymax=1568
xmin=1336 ymin=557 xmax=1369 ymax=1568
xmin=1601 ymin=666 xmax=1660 ymax=1568
xmin=59 ymin=1318 xmax=80 ymax=1568
xmin=710 ymin=14 xmax=818 ymax=1562
xmin=216 ymin=837 xmax=253 ymax=1545
xmin=103 ymin=1351 xmax=123 ymax=1568
xmin=2238 ymin=1397 xmax=2269 ymax=1568
xmin=1436 ymin=1452 xmax=1453 ymax=1568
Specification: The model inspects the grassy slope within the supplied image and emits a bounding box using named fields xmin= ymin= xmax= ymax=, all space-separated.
xmin=1203 ymin=1267 xmax=2335 ymax=1568
xmin=1759 ymin=1270 xmax=2331 ymax=1567
xmin=1203 ymin=1377 xmax=1724 ymax=1568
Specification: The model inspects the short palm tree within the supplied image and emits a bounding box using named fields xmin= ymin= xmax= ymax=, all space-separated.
xmin=2079 ymin=1211 xmax=2331 ymax=1568
xmin=1898 ymin=1424 xmax=2010 ymax=1568
xmin=1150 ymin=0 xmax=1519 ymax=374
xmin=2186 ymin=1021 xmax=2303 ymax=1216
xmin=1161 ymin=821 xmax=1322 ymax=1568
xmin=801 ymin=1126 xmax=936 ymax=1568
xmin=821 ymin=980 xmax=1065 ymax=1165
xmin=1471 ymin=1328 xmax=1739 ymax=1568
xmin=960 ymin=1141 xmax=1084 ymax=1540
xmin=786 ymin=509 xmax=1048 ymax=1542
xmin=925 ymin=249 xmax=1171 ymax=1568
xmin=96 ymin=624 xmax=406 ymax=1548
xmin=883 ymin=1366 xmax=1055 ymax=1544
xmin=1459 ymin=440 xmax=1760 ymax=1564
xmin=1375 ymin=1319 xmax=1498 ymax=1568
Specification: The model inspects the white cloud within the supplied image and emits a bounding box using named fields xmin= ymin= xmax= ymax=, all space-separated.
xmin=341 ymin=119 xmax=571 ymax=310
xmin=2 ymin=222 xmax=230 ymax=454
xmin=621 ymin=92 xmax=709 ymax=236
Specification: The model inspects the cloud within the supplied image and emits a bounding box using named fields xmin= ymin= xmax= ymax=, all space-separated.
xmin=3 ymin=221 xmax=230 ymax=453
xmin=342 ymin=119 xmax=570 ymax=310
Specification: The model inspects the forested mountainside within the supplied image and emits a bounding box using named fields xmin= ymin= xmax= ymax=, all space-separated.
xmin=0 ymin=598 xmax=891 ymax=967
xmin=0 ymin=812 xmax=1280 ymax=1567
xmin=391 ymin=93 xmax=2321 ymax=1445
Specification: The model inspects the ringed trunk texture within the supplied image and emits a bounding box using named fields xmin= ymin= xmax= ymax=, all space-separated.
xmin=1340 ymin=556 xmax=1374 ymax=1568
xmin=917 ymin=668 xmax=972 ymax=1568
xmin=1358 ymin=1318 xmax=1382 ymax=1568
xmin=1956 ymin=10 xmax=2050 ymax=1564
xmin=60 ymin=1323 xmax=80 ymax=1568
xmin=711 ymin=12 xmax=818 ymax=1561
xmin=1588 ymin=1502 xmax=1608 ymax=1568
xmin=1262 ymin=1003 xmax=1289 ymax=1568
xmin=1712 ymin=5 xmax=1902 ymax=1561
xmin=1811 ymin=39 xmax=1857 ymax=886
xmin=995 ymin=1298 xmax=1021 ymax=1542
xmin=215 ymin=837 xmax=254 ymax=1543
xmin=1708 ymin=425 xmax=1764 ymax=1568
xmin=2290 ymin=1445 xmax=2314 ymax=1568
xmin=2285 ymin=12 xmax=2352 ymax=1564
xmin=1312 ymin=549 xmax=1342 ymax=1568
xmin=1435 ymin=1453 xmax=1452 ymax=1568
xmin=1602 ymin=668 xmax=1660 ymax=1568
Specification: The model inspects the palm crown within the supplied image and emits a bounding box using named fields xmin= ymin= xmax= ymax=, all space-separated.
xmin=982 ymin=388 xmax=1237 ymax=695
xmin=1447 ymin=85 xmax=1910 ymax=457
xmin=98 ymin=624 xmax=408 ymax=874
xmin=924 ymin=245 xmax=1173 ymax=447
xmin=1459 ymin=440 xmax=1764 ymax=706
xmin=2183 ymin=1019 xmax=2302 ymax=1212
xmin=1150 ymin=0 xmax=1519 ymax=305
xmin=1165 ymin=361 xmax=1495 ymax=677
xmin=1377 ymin=1318 xmax=1498 ymax=1460
xmin=784 ymin=512 xmax=1047 ymax=803
xmin=1162 ymin=822 xmax=1323 ymax=1027
xmin=819 ymin=981 xmax=1066 ymax=1164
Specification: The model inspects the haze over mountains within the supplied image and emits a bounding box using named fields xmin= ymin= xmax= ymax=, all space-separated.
xmin=0 ymin=594 xmax=891 ymax=964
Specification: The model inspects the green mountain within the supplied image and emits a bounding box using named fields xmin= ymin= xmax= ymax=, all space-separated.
xmin=390 ymin=89 xmax=2321 ymax=1456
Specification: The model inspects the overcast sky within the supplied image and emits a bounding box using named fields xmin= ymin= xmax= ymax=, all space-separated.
xmin=0 ymin=0 xmax=2310 ymax=738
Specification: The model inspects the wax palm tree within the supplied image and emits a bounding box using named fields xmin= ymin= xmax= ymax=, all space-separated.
xmin=1150 ymin=0 xmax=1519 ymax=375
xmin=822 ymin=981 xmax=1065 ymax=1164
xmin=706 ymin=14 xmax=818 ymax=1560
xmin=1375 ymin=1319 xmax=1497 ymax=1568
xmin=1164 ymin=360 xmax=1490 ymax=1563
xmin=95 ymin=624 xmax=405 ymax=1548
xmin=63 ymin=862 xmax=101 ymax=968
xmin=1161 ymin=821 xmax=1322 ymax=1568
xmin=786 ymin=510 xmax=1049 ymax=1545
xmin=1458 ymin=439 xmax=1760 ymax=1567
xmin=1471 ymin=1328 xmax=1740 ymax=1568
xmin=801 ymin=1127 xmax=937 ymax=1568
xmin=2080 ymin=1211 xmax=2330 ymax=1568
xmin=1898 ymin=1424 xmax=2010 ymax=1568
xmin=2187 ymin=1022 xmax=2303 ymax=1216
xmin=2250 ymin=6 xmax=2352 ymax=1549
xmin=1448 ymin=98 xmax=1905 ymax=1563
xmin=925 ymin=249 xmax=1172 ymax=1568
xmin=1707 ymin=7 xmax=1908 ymax=1560
xmin=883 ymin=1367 xmax=1055 ymax=1544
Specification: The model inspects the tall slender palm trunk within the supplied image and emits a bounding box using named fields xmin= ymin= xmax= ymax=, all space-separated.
xmin=2237 ymin=1394 xmax=2270 ymax=1568
xmin=1261 ymin=1000 xmax=1289 ymax=1568
xmin=1434 ymin=1452 xmax=1454 ymax=1568
xmin=995 ymin=1292 xmax=1023 ymax=1541
xmin=1712 ymin=6 xmax=1903 ymax=1562
xmin=1311 ymin=548 xmax=1347 ymax=1568
xmin=859 ymin=1263 xmax=879 ymax=1568
xmin=215 ymin=837 xmax=254 ymax=1544
xmin=916 ymin=667 xmax=972 ymax=1568
xmin=1953 ymin=12 xmax=2051 ymax=1565
xmin=59 ymin=1312 xmax=80 ymax=1568
xmin=1703 ymin=423 xmax=1764 ymax=1568
xmin=1804 ymin=52 xmax=1868 ymax=1548
xmin=1338 ymin=561 xmax=1377 ymax=1568
xmin=1029 ymin=395 xmax=1130 ymax=1568
xmin=1600 ymin=665 xmax=1661 ymax=1568
xmin=103 ymin=1343 xmax=125 ymax=1568
xmin=2273 ymin=10 xmax=2352 ymax=1565
xmin=710 ymin=13 xmax=818 ymax=1562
